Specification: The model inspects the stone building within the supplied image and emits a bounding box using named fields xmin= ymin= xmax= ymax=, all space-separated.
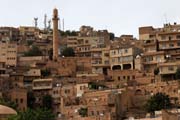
xmin=0 ymin=27 xmax=19 ymax=42
xmin=91 ymin=46 xmax=110 ymax=74
xmin=19 ymin=26 xmax=39 ymax=41
xmin=139 ymin=23 xmax=180 ymax=76
xmin=9 ymin=88 xmax=27 ymax=111
xmin=0 ymin=41 xmax=17 ymax=66
xmin=82 ymin=89 xmax=118 ymax=120
xmin=110 ymin=44 xmax=142 ymax=70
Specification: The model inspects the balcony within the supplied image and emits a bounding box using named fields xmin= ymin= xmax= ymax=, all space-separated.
xmin=144 ymin=40 xmax=156 ymax=46
xmin=32 ymin=79 xmax=53 ymax=90
xmin=143 ymin=60 xmax=159 ymax=65
xmin=158 ymin=62 xmax=178 ymax=75
xmin=92 ymin=61 xmax=105 ymax=67
xmin=33 ymin=85 xmax=52 ymax=90
xmin=92 ymin=54 xmax=102 ymax=59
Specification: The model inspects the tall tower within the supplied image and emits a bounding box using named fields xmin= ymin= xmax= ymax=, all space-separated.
xmin=52 ymin=8 xmax=59 ymax=61
xmin=44 ymin=14 xmax=47 ymax=30
xmin=34 ymin=18 xmax=38 ymax=28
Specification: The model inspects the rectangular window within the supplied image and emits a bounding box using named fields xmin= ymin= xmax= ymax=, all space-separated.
xmin=127 ymin=76 xmax=130 ymax=80
xmin=161 ymin=36 xmax=166 ymax=40
xmin=104 ymin=53 xmax=109 ymax=57
xmin=112 ymin=58 xmax=115 ymax=63
xmin=176 ymin=35 xmax=180 ymax=39
xmin=178 ymin=42 xmax=180 ymax=46
xmin=104 ymin=60 xmax=109 ymax=64
xmin=91 ymin=111 xmax=94 ymax=116
xmin=168 ymin=66 xmax=174 ymax=71
xmin=97 ymin=111 xmax=99 ymax=115
xmin=111 ymin=51 xmax=115 ymax=55
xmin=118 ymin=76 xmax=120 ymax=81
xmin=20 ymin=99 xmax=23 ymax=103
xmin=113 ymin=51 xmax=116 ymax=55
xmin=162 ymin=43 xmax=166 ymax=49
xmin=169 ymin=43 xmax=174 ymax=47
xmin=118 ymin=57 xmax=122 ymax=62
xmin=149 ymin=35 xmax=154 ymax=38
xmin=168 ymin=36 xmax=172 ymax=40
xmin=145 ymin=56 xmax=153 ymax=62
xmin=156 ymin=56 xmax=161 ymax=62
xmin=65 ymin=89 xmax=70 ymax=94
xmin=118 ymin=49 xmax=123 ymax=54
xmin=85 ymin=40 xmax=88 ymax=43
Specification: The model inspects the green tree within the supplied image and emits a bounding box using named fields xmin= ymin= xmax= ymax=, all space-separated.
xmin=0 ymin=98 xmax=17 ymax=110
xmin=154 ymin=68 xmax=159 ymax=75
xmin=42 ymin=94 xmax=53 ymax=110
xmin=60 ymin=30 xmax=78 ymax=36
xmin=71 ymin=31 xmax=78 ymax=36
xmin=145 ymin=93 xmax=171 ymax=115
xmin=78 ymin=107 xmax=88 ymax=117
xmin=176 ymin=67 xmax=180 ymax=80
xmin=8 ymin=108 xmax=55 ymax=120
xmin=27 ymin=91 xmax=36 ymax=109
xmin=109 ymin=32 xmax=115 ymax=40
xmin=35 ymin=108 xmax=55 ymax=120
xmin=48 ymin=48 xmax=53 ymax=60
xmin=88 ymin=82 xmax=108 ymax=90
xmin=24 ymin=45 xmax=43 ymax=56
xmin=61 ymin=47 xmax=75 ymax=57
xmin=27 ymin=41 xmax=33 ymax=46
xmin=41 ymin=69 xmax=51 ymax=77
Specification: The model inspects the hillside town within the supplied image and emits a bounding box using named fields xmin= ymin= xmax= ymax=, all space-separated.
xmin=1 ymin=8 xmax=180 ymax=120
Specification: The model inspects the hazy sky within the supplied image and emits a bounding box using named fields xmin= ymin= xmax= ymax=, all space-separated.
xmin=1 ymin=0 xmax=180 ymax=37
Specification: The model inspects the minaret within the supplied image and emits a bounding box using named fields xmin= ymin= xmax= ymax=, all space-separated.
xmin=52 ymin=8 xmax=59 ymax=61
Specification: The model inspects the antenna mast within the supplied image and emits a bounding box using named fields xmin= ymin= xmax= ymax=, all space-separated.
xmin=44 ymin=14 xmax=47 ymax=30
xmin=59 ymin=18 xmax=61 ymax=30
xmin=63 ymin=18 xmax=64 ymax=31
xmin=48 ymin=20 xmax=51 ymax=30
xmin=34 ymin=18 xmax=38 ymax=28
xmin=164 ymin=13 xmax=168 ymax=24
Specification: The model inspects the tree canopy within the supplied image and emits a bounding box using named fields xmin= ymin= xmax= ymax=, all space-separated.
xmin=41 ymin=69 xmax=51 ymax=77
xmin=8 ymin=108 xmax=55 ymax=120
xmin=78 ymin=107 xmax=88 ymax=117
xmin=48 ymin=48 xmax=53 ymax=60
xmin=88 ymin=82 xmax=108 ymax=90
xmin=60 ymin=30 xmax=78 ymax=36
xmin=109 ymin=32 xmax=115 ymax=40
xmin=0 ymin=98 xmax=17 ymax=110
xmin=176 ymin=67 xmax=180 ymax=80
xmin=27 ymin=41 xmax=34 ymax=46
xmin=27 ymin=91 xmax=36 ymax=109
xmin=42 ymin=94 xmax=53 ymax=110
xmin=61 ymin=47 xmax=75 ymax=57
xmin=24 ymin=45 xmax=43 ymax=56
xmin=145 ymin=92 xmax=171 ymax=113
xmin=154 ymin=68 xmax=159 ymax=75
